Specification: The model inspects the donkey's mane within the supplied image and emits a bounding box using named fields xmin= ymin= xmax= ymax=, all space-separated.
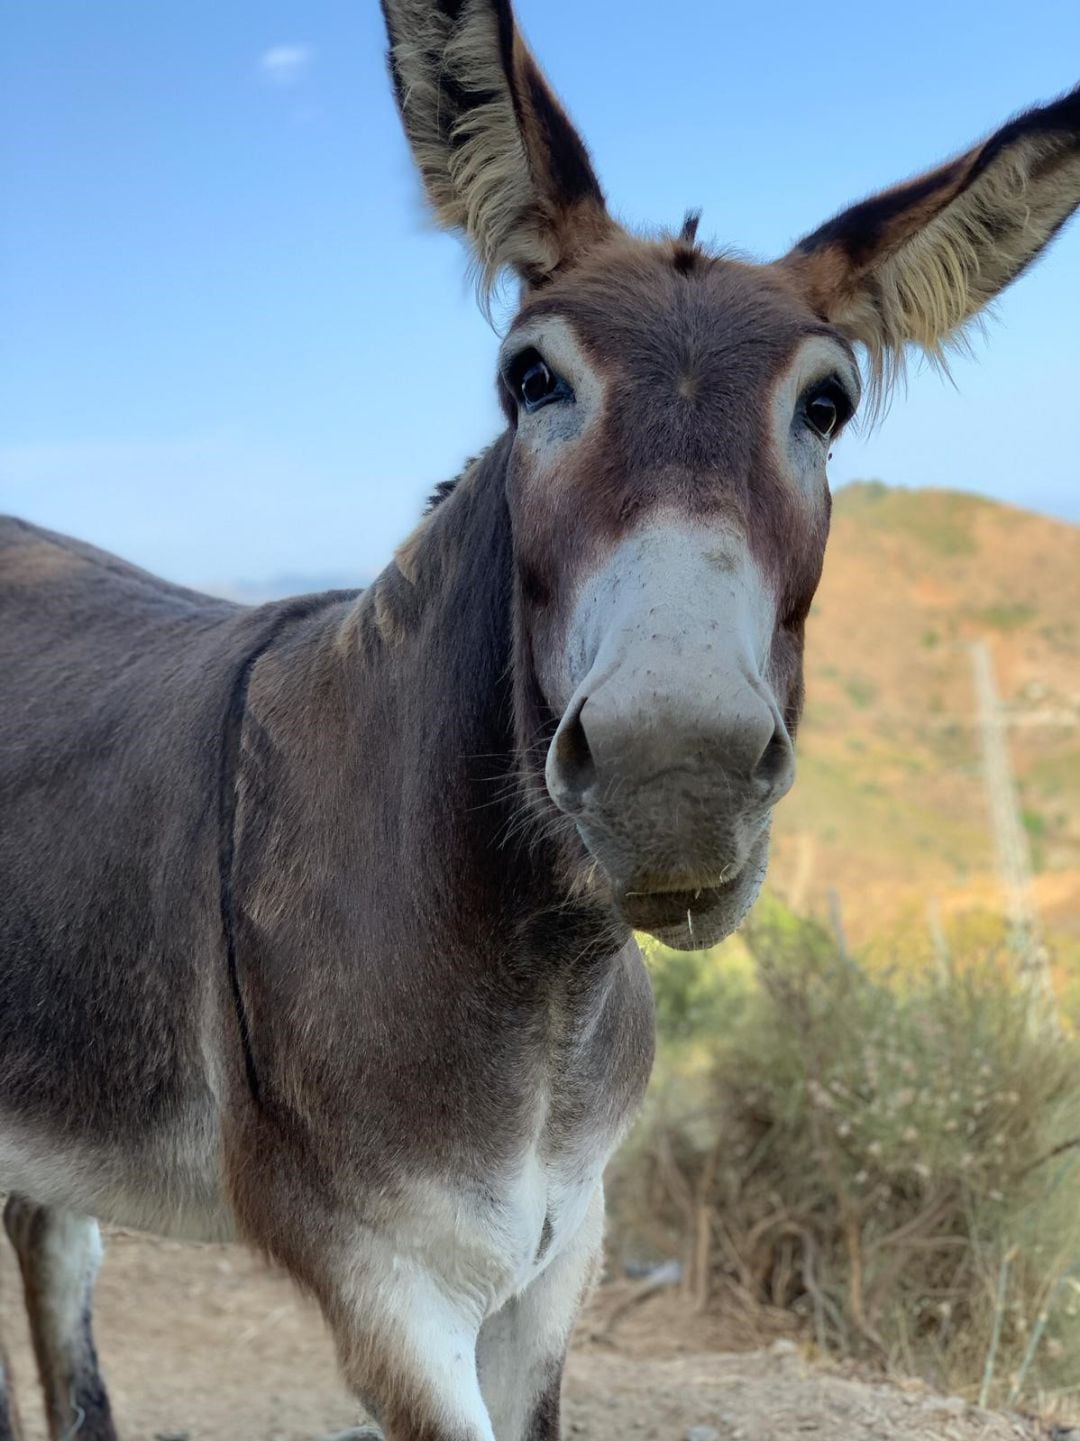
xmin=424 ymin=452 xmax=486 ymax=515
xmin=424 ymin=477 xmax=461 ymax=514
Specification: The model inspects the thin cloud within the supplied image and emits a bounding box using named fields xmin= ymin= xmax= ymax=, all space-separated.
xmin=259 ymin=44 xmax=314 ymax=88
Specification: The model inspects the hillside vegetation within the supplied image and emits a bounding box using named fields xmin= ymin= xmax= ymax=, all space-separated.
xmin=617 ymin=915 xmax=1080 ymax=1417
xmin=771 ymin=483 xmax=1080 ymax=949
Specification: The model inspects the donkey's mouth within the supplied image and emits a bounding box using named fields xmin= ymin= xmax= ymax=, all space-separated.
xmin=609 ymin=830 xmax=771 ymax=948
xmin=617 ymin=880 xmax=736 ymax=933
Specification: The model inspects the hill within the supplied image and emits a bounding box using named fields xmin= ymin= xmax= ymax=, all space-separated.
xmin=769 ymin=482 xmax=1080 ymax=948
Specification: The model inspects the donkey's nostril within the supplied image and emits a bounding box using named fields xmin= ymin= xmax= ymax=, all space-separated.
xmin=547 ymin=700 xmax=596 ymax=814
xmin=753 ymin=722 xmax=795 ymax=801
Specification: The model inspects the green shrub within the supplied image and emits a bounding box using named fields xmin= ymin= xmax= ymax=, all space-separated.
xmin=612 ymin=915 xmax=1080 ymax=1410
xmin=845 ymin=675 xmax=878 ymax=709
xmin=973 ymin=602 xmax=1038 ymax=631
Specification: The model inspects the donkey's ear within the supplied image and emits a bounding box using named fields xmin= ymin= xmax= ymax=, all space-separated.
xmin=380 ymin=0 xmax=615 ymax=292
xmin=781 ymin=86 xmax=1080 ymax=391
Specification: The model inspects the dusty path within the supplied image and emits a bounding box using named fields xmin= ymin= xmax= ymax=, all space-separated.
xmin=0 ymin=1231 xmax=1065 ymax=1440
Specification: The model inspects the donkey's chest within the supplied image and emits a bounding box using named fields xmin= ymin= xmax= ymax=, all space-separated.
xmin=403 ymin=962 xmax=655 ymax=1313
xmin=495 ymin=1119 xmax=610 ymax=1294
xmin=395 ymin=1110 xmax=613 ymax=1320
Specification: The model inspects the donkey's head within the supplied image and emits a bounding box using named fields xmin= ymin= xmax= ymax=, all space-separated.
xmin=382 ymin=0 xmax=1080 ymax=949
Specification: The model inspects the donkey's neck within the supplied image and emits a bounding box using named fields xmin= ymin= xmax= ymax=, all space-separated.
xmin=234 ymin=440 xmax=649 ymax=1149
xmin=332 ymin=438 xmax=616 ymax=974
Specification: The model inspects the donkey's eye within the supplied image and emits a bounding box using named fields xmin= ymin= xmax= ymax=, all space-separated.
xmin=803 ymin=380 xmax=852 ymax=441
xmin=808 ymin=395 xmax=837 ymax=437
xmin=507 ymin=351 xmax=572 ymax=413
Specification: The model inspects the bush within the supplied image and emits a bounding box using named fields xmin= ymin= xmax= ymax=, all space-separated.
xmin=612 ymin=913 xmax=1080 ymax=1411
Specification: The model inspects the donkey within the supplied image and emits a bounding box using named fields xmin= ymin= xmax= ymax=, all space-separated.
xmin=2 ymin=1 xmax=1078 ymax=1436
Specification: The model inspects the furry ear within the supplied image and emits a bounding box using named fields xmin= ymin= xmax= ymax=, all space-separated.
xmin=381 ymin=0 xmax=615 ymax=294
xmin=780 ymin=85 xmax=1080 ymax=400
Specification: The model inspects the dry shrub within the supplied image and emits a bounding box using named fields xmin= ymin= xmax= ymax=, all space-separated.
xmin=611 ymin=913 xmax=1080 ymax=1409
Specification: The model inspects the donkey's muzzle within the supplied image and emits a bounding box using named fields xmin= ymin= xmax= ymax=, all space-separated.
xmin=547 ymin=681 xmax=793 ymax=818
xmin=544 ymin=669 xmax=795 ymax=923
xmin=540 ymin=520 xmax=797 ymax=946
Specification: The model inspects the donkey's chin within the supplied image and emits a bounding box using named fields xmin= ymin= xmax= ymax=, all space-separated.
xmin=615 ymin=832 xmax=771 ymax=951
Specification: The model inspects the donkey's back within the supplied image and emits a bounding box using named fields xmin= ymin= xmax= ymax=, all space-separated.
xmin=0 ymin=516 xmax=343 ymax=1236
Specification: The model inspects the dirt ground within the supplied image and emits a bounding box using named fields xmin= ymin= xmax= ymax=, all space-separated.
xmin=0 ymin=1230 xmax=1070 ymax=1441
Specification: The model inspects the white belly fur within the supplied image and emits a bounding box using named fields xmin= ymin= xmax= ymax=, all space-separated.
xmin=0 ymin=1109 xmax=233 ymax=1242
xmin=0 ymin=1105 xmax=613 ymax=1312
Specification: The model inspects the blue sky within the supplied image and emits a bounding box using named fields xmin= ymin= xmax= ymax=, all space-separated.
xmin=2 ymin=0 xmax=1078 ymax=592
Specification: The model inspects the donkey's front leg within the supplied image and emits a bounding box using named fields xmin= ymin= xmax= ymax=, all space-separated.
xmin=3 ymin=1198 xmax=117 ymax=1441
xmin=257 ymin=1218 xmax=497 ymax=1441
xmin=329 ymin=1253 xmax=495 ymax=1441
xmin=0 ymin=1337 xmax=25 ymax=1441
xmin=477 ymin=1187 xmax=604 ymax=1441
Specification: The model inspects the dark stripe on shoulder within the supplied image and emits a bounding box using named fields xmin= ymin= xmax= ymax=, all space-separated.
xmin=217 ymin=593 xmax=356 ymax=1108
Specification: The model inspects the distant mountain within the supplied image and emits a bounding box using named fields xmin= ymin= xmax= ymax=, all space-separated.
xmin=208 ymin=572 xmax=368 ymax=604
xmin=770 ymin=482 xmax=1080 ymax=945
